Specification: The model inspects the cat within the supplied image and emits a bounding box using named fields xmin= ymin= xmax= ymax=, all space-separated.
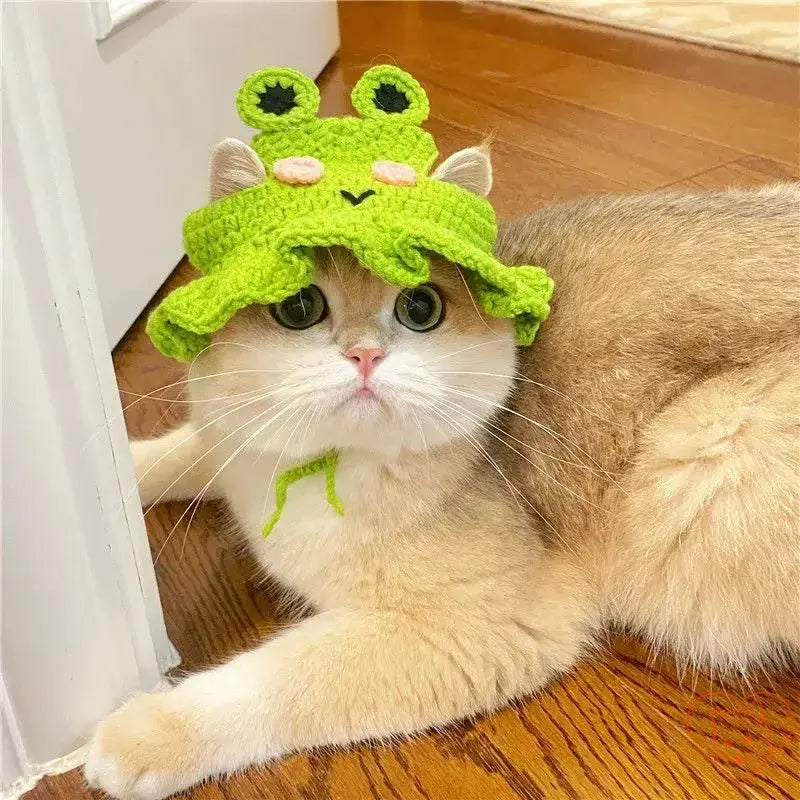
xmin=86 ymin=140 xmax=800 ymax=800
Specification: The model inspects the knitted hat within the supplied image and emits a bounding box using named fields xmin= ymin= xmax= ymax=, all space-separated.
xmin=146 ymin=65 xmax=554 ymax=362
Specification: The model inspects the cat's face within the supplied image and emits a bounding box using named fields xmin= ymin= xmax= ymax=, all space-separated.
xmin=191 ymin=247 xmax=516 ymax=459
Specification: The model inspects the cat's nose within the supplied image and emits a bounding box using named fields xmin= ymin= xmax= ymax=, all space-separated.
xmin=344 ymin=347 xmax=385 ymax=380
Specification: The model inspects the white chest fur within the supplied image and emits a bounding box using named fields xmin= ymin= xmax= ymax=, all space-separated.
xmin=215 ymin=446 xmax=392 ymax=608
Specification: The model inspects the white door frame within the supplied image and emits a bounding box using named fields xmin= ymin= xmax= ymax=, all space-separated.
xmin=2 ymin=4 xmax=177 ymax=795
xmin=91 ymin=0 xmax=163 ymax=40
xmin=36 ymin=0 xmax=340 ymax=345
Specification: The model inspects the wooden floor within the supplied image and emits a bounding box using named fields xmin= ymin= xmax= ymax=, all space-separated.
xmin=28 ymin=2 xmax=800 ymax=799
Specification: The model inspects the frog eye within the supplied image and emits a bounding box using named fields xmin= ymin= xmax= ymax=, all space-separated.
xmin=236 ymin=67 xmax=320 ymax=131
xmin=273 ymin=156 xmax=324 ymax=185
xmin=351 ymin=66 xmax=429 ymax=125
xmin=372 ymin=160 xmax=416 ymax=186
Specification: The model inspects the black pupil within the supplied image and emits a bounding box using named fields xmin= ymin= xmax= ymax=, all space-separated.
xmin=257 ymin=83 xmax=297 ymax=115
xmin=373 ymin=82 xmax=411 ymax=113
xmin=282 ymin=289 xmax=315 ymax=324
xmin=405 ymin=289 xmax=435 ymax=325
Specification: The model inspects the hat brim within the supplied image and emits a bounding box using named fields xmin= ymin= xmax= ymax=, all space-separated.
xmin=147 ymin=218 xmax=553 ymax=362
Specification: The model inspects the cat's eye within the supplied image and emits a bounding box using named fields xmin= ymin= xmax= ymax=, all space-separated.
xmin=395 ymin=284 xmax=444 ymax=332
xmin=271 ymin=285 xmax=327 ymax=329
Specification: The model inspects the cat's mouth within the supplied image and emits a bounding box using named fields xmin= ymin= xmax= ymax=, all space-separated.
xmin=334 ymin=383 xmax=383 ymax=411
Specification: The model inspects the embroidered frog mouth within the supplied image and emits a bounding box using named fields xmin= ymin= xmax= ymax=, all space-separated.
xmin=340 ymin=189 xmax=376 ymax=206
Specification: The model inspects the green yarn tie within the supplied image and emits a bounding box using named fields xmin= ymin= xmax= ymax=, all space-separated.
xmin=262 ymin=449 xmax=344 ymax=537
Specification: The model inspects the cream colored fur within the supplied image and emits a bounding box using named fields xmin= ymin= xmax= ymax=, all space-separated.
xmin=208 ymin=138 xmax=266 ymax=201
xmin=86 ymin=143 xmax=800 ymax=799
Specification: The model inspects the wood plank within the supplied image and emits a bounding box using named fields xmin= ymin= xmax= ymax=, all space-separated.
xmin=23 ymin=771 xmax=93 ymax=800
xmin=424 ymin=68 xmax=743 ymax=188
xmin=662 ymin=154 xmax=800 ymax=191
xmin=417 ymin=1 xmax=800 ymax=106
xmin=340 ymin=2 xmax=800 ymax=164
xmin=428 ymin=119 xmax=632 ymax=216
xmin=334 ymin=11 xmax=744 ymax=190
xmin=523 ymin=58 xmax=800 ymax=165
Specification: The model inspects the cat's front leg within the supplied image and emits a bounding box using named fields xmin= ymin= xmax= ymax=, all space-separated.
xmin=131 ymin=423 xmax=219 ymax=507
xmin=85 ymin=595 xmax=590 ymax=800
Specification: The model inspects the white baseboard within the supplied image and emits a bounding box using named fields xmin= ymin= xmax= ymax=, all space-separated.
xmin=1 ymin=747 xmax=88 ymax=800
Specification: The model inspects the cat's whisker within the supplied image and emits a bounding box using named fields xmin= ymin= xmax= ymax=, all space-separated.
xmin=121 ymin=368 xmax=293 ymax=407
xmin=403 ymin=377 xmax=603 ymax=474
xmin=454 ymin=266 xmax=497 ymax=336
xmin=132 ymin=380 xmax=308 ymax=503
xmin=327 ymin=248 xmax=352 ymax=302
xmin=275 ymin=378 xmax=348 ymax=404
xmin=153 ymin=401 xmax=303 ymax=565
xmin=433 ymin=393 xmax=607 ymax=474
xmin=408 ymin=404 xmax=429 ymax=457
xmin=259 ymin=407 xmax=313 ymax=528
xmin=160 ymin=408 xmax=281 ymax=565
xmin=189 ymin=339 xmax=262 ymax=359
xmin=121 ymin=389 xmax=274 ymax=514
xmin=424 ymin=402 xmax=508 ymax=493
xmin=423 ymin=401 xmax=522 ymax=511
xmin=415 ymin=377 xmax=574 ymax=452
xmin=83 ymin=368 xmax=297 ymax=449
xmin=414 ymin=398 xmax=448 ymax=444
xmin=424 ymin=399 xmax=568 ymax=548
xmin=182 ymin=400 xmax=308 ymax=548
xmin=430 ymin=383 xmax=625 ymax=491
xmin=297 ymin=403 xmax=323 ymax=454
xmin=180 ymin=404 xmax=310 ymax=561
xmin=431 ymin=370 xmax=625 ymax=428
xmin=145 ymin=395 xmax=300 ymax=516
xmin=144 ymin=384 xmax=187 ymax=438
xmin=434 ymin=396 xmax=605 ymax=512
xmin=119 ymin=386 xmax=269 ymax=404
xmin=419 ymin=338 xmax=505 ymax=366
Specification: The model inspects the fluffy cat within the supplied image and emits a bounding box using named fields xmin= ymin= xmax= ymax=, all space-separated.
xmin=86 ymin=141 xmax=799 ymax=800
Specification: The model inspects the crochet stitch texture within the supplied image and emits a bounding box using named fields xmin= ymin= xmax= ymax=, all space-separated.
xmin=146 ymin=64 xmax=554 ymax=362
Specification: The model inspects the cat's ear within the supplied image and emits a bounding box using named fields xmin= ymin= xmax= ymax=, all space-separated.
xmin=209 ymin=138 xmax=266 ymax=201
xmin=432 ymin=145 xmax=492 ymax=196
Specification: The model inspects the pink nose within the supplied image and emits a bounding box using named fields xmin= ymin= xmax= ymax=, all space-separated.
xmin=344 ymin=347 xmax=385 ymax=380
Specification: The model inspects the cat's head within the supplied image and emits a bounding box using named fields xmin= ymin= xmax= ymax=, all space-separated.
xmin=189 ymin=138 xmax=516 ymax=459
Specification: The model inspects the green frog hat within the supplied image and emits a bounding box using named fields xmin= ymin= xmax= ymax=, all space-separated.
xmin=146 ymin=65 xmax=554 ymax=362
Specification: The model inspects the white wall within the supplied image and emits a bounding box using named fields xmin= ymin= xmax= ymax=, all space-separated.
xmin=37 ymin=0 xmax=340 ymax=344
xmin=1 ymin=3 xmax=178 ymax=792
xmin=2 ymin=227 xmax=156 ymax=765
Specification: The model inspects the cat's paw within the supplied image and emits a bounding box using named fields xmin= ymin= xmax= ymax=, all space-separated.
xmin=130 ymin=438 xmax=165 ymax=508
xmin=85 ymin=692 xmax=199 ymax=800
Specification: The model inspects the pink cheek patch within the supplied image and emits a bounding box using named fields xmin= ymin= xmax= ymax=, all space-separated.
xmin=273 ymin=156 xmax=324 ymax=185
xmin=372 ymin=160 xmax=417 ymax=187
